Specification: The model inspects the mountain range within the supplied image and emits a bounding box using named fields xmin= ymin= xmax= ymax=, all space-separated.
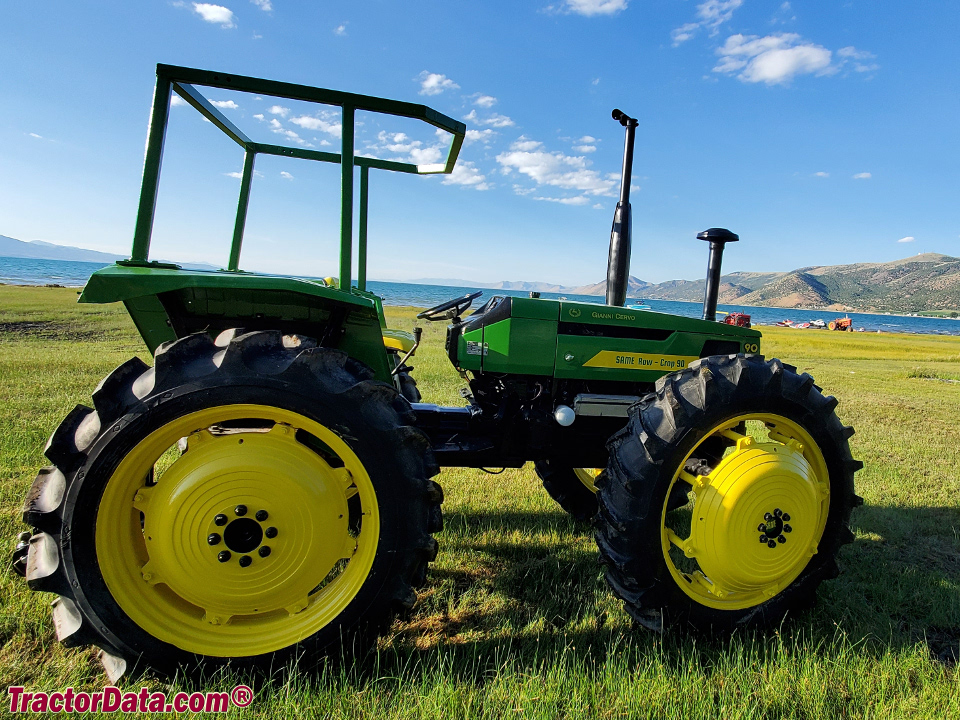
xmin=414 ymin=253 xmax=960 ymax=313
xmin=4 ymin=235 xmax=957 ymax=313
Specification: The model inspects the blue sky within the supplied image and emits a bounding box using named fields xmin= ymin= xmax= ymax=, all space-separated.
xmin=1 ymin=0 xmax=957 ymax=285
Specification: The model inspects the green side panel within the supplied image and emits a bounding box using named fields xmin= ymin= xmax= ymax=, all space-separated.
xmin=558 ymin=300 xmax=762 ymax=340
xmin=481 ymin=318 xmax=557 ymax=375
xmin=123 ymin=295 xmax=176 ymax=350
xmin=459 ymin=327 xmax=483 ymax=372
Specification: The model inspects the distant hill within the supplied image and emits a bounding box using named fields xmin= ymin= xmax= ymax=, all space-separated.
xmin=0 ymin=234 xmax=218 ymax=271
xmin=406 ymin=253 xmax=960 ymax=313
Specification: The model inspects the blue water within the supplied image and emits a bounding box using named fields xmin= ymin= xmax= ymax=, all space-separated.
xmin=3 ymin=255 xmax=959 ymax=336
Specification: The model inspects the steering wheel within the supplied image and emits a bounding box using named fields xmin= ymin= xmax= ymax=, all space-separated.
xmin=417 ymin=291 xmax=483 ymax=321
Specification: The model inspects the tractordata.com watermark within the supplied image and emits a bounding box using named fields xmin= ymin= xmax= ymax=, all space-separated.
xmin=7 ymin=685 xmax=253 ymax=714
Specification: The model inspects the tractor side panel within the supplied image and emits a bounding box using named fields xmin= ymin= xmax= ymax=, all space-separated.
xmin=481 ymin=318 xmax=557 ymax=375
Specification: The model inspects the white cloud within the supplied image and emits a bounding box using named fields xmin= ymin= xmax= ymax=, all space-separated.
xmin=672 ymin=0 xmax=742 ymax=46
xmin=837 ymin=46 xmax=880 ymax=73
xmin=897 ymin=236 xmax=915 ymax=243
xmin=473 ymin=94 xmax=497 ymax=108
xmin=560 ymin=0 xmax=628 ymax=16
xmin=253 ymin=113 xmax=264 ymax=120
xmin=853 ymin=172 xmax=872 ymax=179
xmin=464 ymin=109 xmax=515 ymax=128
xmin=714 ymin=33 xmax=833 ymax=85
xmin=290 ymin=111 xmax=342 ymax=138
xmin=442 ymin=161 xmax=491 ymax=191
xmin=417 ymin=71 xmax=459 ymax=96
xmin=579 ymin=135 xmax=596 ymax=143
xmin=210 ymin=99 xmax=239 ymax=109
xmin=192 ymin=3 xmax=236 ymax=27
xmin=268 ymin=118 xmax=311 ymax=146
xmin=364 ymin=130 xmax=446 ymax=166
xmin=171 ymin=95 xmax=187 ymax=107
xmin=224 ymin=171 xmax=243 ymax=178
xmin=573 ymin=144 xmax=596 ymax=153
xmin=534 ymin=195 xmax=592 ymax=205
xmin=591 ymin=77 xmax=600 ymax=85
xmin=334 ymin=23 xmax=347 ymax=36
xmin=251 ymin=0 xmax=271 ymax=10
xmin=29 ymin=132 xmax=43 ymax=139
xmin=465 ymin=128 xmax=496 ymax=145
xmin=268 ymin=105 xmax=290 ymax=117
xmin=593 ymin=203 xmax=604 ymax=209
xmin=496 ymin=137 xmax=617 ymax=198
xmin=280 ymin=171 xmax=294 ymax=180
xmin=813 ymin=171 xmax=829 ymax=177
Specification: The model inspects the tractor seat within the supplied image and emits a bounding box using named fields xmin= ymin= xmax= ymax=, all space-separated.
xmin=382 ymin=328 xmax=417 ymax=353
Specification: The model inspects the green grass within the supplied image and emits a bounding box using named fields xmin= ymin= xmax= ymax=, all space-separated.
xmin=1 ymin=286 xmax=958 ymax=718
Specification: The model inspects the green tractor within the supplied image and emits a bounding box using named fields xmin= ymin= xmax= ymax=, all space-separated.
xmin=12 ymin=65 xmax=862 ymax=680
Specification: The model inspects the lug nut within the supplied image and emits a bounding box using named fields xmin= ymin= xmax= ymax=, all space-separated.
xmin=218 ymin=551 xmax=231 ymax=563
xmin=784 ymin=524 xmax=792 ymax=533
xmin=239 ymin=555 xmax=252 ymax=567
xmin=774 ymin=508 xmax=782 ymax=517
xmin=214 ymin=514 xmax=228 ymax=526
xmin=767 ymin=540 xmax=777 ymax=549
xmin=782 ymin=513 xmax=791 ymax=522
xmin=256 ymin=510 xmax=268 ymax=521
xmin=265 ymin=527 xmax=278 ymax=539
xmin=764 ymin=512 xmax=774 ymax=522
xmin=777 ymin=535 xmax=786 ymax=544
xmin=759 ymin=535 xmax=768 ymax=543
xmin=758 ymin=523 xmax=767 ymax=532
xmin=207 ymin=533 xmax=221 ymax=546
xmin=258 ymin=546 xmax=271 ymax=558
xmin=235 ymin=505 xmax=247 ymax=516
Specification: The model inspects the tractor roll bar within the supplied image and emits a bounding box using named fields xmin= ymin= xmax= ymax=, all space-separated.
xmin=130 ymin=64 xmax=466 ymax=290
xmin=605 ymin=109 xmax=638 ymax=307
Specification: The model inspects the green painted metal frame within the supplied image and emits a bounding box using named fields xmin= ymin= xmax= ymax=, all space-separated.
xmin=131 ymin=64 xmax=466 ymax=290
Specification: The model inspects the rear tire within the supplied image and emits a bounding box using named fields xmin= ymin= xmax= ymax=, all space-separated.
xmin=595 ymin=354 xmax=862 ymax=632
xmin=20 ymin=330 xmax=443 ymax=679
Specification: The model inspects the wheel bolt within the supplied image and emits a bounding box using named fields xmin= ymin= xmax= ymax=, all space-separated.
xmin=258 ymin=546 xmax=271 ymax=558
xmin=764 ymin=513 xmax=774 ymax=522
xmin=256 ymin=510 xmax=268 ymax=521
xmin=235 ymin=505 xmax=247 ymax=516
xmin=777 ymin=535 xmax=786 ymax=544
xmin=784 ymin=524 xmax=792 ymax=533
xmin=207 ymin=533 xmax=221 ymax=546
xmin=759 ymin=535 xmax=768 ymax=543
xmin=782 ymin=513 xmax=791 ymax=522
xmin=767 ymin=540 xmax=777 ymax=549
xmin=239 ymin=555 xmax=252 ymax=567
xmin=265 ymin=527 xmax=278 ymax=539
xmin=214 ymin=514 xmax=228 ymax=526
xmin=774 ymin=508 xmax=782 ymax=517
xmin=758 ymin=523 xmax=767 ymax=532
xmin=218 ymin=551 xmax=231 ymax=563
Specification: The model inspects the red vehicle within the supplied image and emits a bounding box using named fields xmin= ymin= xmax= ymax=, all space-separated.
xmin=722 ymin=312 xmax=752 ymax=328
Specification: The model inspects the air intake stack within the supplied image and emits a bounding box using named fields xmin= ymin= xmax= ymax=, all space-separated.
xmin=697 ymin=227 xmax=739 ymax=321
xmin=605 ymin=109 xmax=638 ymax=307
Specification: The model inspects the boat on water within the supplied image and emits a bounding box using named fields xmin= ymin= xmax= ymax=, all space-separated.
xmin=795 ymin=322 xmax=811 ymax=329
xmin=810 ymin=319 xmax=826 ymax=329
xmin=775 ymin=319 xmax=795 ymax=327
xmin=627 ymin=299 xmax=652 ymax=310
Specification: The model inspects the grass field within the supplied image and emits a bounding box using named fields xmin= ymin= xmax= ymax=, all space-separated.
xmin=1 ymin=284 xmax=958 ymax=718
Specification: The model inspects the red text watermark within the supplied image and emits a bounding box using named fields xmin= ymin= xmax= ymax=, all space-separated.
xmin=7 ymin=685 xmax=253 ymax=713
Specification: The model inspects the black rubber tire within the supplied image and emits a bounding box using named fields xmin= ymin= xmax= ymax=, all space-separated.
xmin=534 ymin=460 xmax=599 ymax=522
xmin=397 ymin=368 xmax=422 ymax=403
xmin=595 ymin=354 xmax=863 ymax=633
xmin=20 ymin=330 xmax=443 ymax=680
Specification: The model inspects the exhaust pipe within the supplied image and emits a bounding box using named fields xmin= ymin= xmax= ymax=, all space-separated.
xmin=697 ymin=227 xmax=739 ymax=321
xmin=605 ymin=109 xmax=638 ymax=307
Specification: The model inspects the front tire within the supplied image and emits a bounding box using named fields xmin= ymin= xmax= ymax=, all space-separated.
xmin=534 ymin=461 xmax=600 ymax=521
xmin=21 ymin=330 xmax=443 ymax=679
xmin=595 ymin=354 xmax=862 ymax=632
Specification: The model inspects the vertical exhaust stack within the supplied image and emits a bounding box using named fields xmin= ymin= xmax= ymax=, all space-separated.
xmin=697 ymin=227 xmax=739 ymax=321
xmin=605 ymin=109 xmax=639 ymax=307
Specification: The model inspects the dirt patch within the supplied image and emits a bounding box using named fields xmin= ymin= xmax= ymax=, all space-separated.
xmin=0 ymin=320 xmax=107 ymax=342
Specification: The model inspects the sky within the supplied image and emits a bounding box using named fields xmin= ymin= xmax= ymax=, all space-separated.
xmin=1 ymin=0 xmax=958 ymax=285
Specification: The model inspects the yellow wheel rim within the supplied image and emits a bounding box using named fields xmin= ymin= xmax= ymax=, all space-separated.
xmin=573 ymin=468 xmax=602 ymax=494
xmin=96 ymin=404 xmax=380 ymax=657
xmin=661 ymin=414 xmax=829 ymax=610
